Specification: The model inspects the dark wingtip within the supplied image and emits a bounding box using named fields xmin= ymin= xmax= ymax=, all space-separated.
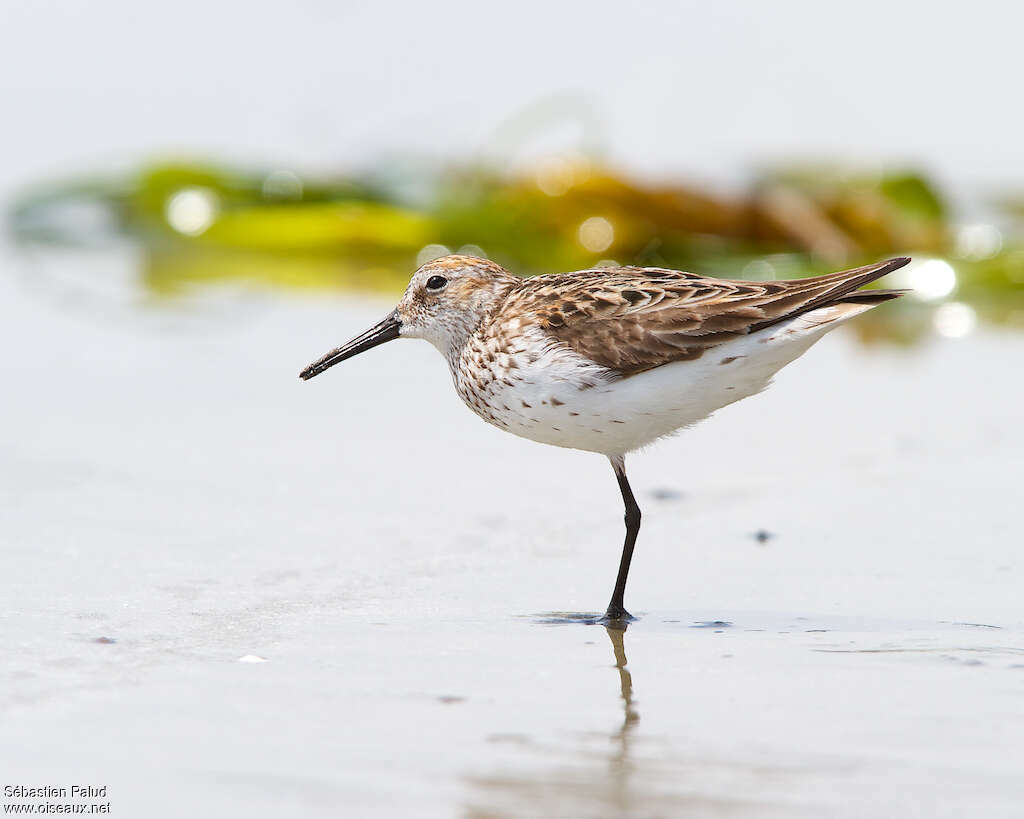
xmin=851 ymin=256 xmax=912 ymax=288
xmin=885 ymin=256 xmax=912 ymax=271
xmin=841 ymin=288 xmax=909 ymax=304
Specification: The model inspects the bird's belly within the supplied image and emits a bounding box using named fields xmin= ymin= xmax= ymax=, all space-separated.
xmin=463 ymin=309 xmax=846 ymax=455
xmin=477 ymin=364 xmax=732 ymax=454
xmin=459 ymin=356 xmax=728 ymax=455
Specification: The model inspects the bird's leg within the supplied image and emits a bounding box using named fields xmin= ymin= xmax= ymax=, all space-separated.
xmin=604 ymin=455 xmax=640 ymax=622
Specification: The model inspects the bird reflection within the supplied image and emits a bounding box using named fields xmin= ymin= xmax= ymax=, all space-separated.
xmin=605 ymin=622 xmax=640 ymax=817
xmin=607 ymin=622 xmax=639 ymax=763
xmin=463 ymin=622 xmax=649 ymax=818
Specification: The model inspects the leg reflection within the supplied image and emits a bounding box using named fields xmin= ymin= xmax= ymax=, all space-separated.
xmin=605 ymin=623 xmax=639 ymax=785
xmin=462 ymin=623 xmax=649 ymax=816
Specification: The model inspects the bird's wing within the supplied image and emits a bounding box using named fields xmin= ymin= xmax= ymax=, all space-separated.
xmin=506 ymin=258 xmax=909 ymax=376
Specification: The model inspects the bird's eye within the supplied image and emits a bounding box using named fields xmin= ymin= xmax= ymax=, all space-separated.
xmin=426 ymin=275 xmax=448 ymax=291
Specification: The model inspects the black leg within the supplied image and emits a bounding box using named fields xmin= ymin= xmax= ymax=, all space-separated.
xmin=604 ymin=455 xmax=641 ymax=622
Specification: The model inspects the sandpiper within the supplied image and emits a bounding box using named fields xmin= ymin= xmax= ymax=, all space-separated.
xmin=300 ymin=254 xmax=909 ymax=621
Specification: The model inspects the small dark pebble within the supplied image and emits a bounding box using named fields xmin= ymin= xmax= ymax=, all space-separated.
xmin=691 ymin=620 xmax=733 ymax=629
xmin=93 ymin=637 xmax=116 ymax=644
xmin=651 ymin=488 xmax=684 ymax=502
xmin=752 ymin=529 xmax=774 ymax=544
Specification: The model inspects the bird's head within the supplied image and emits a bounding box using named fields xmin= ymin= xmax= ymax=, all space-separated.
xmin=299 ymin=255 xmax=519 ymax=380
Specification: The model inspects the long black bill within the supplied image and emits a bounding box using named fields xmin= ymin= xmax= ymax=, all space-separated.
xmin=299 ymin=310 xmax=402 ymax=380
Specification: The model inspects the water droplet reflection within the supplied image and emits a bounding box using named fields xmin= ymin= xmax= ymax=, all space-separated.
xmin=898 ymin=258 xmax=957 ymax=302
xmin=578 ymin=216 xmax=614 ymax=253
xmin=535 ymin=154 xmax=591 ymax=197
xmin=535 ymin=157 xmax=574 ymax=197
xmin=933 ymin=302 xmax=976 ymax=338
xmin=165 ymin=187 xmax=218 ymax=236
xmin=955 ymin=224 xmax=1002 ymax=260
xmin=417 ymin=244 xmax=451 ymax=267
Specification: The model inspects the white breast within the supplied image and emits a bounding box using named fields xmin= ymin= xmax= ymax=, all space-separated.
xmin=453 ymin=304 xmax=871 ymax=456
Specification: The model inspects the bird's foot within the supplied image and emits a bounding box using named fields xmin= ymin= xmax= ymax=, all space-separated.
xmin=600 ymin=605 xmax=636 ymax=626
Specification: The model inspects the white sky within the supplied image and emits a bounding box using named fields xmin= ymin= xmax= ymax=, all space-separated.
xmin=1 ymin=0 xmax=1018 ymax=197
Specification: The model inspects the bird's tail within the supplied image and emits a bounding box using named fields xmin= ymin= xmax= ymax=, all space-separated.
xmin=747 ymin=257 xmax=910 ymax=334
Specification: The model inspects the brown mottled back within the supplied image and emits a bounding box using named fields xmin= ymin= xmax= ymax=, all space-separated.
xmin=501 ymin=259 xmax=908 ymax=376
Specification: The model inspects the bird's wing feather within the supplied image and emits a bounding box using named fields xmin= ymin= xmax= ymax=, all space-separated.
xmin=505 ymin=258 xmax=909 ymax=376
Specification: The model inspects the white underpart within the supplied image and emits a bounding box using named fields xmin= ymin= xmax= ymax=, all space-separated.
xmin=469 ymin=303 xmax=876 ymax=456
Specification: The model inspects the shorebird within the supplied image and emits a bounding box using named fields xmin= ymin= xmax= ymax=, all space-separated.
xmin=300 ymin=254 xmax=908 ymax=621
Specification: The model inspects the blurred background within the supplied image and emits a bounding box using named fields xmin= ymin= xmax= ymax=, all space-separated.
xmin=4 ymin=3 xmax=1023 ymax=818
xmin=4 ymin=0 xmax=1023 ymax=337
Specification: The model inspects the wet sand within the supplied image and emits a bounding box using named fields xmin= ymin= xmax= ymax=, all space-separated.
xmin=2 ymin=246 xmax=1023 ymax=817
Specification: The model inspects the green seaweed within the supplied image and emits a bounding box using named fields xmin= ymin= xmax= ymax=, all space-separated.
xmin=7 ymin=157 xmax=1024 ymax=343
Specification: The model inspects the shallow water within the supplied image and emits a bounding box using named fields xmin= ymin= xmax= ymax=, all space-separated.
xmin=2 ymin=238 xmax=1023 ymax=817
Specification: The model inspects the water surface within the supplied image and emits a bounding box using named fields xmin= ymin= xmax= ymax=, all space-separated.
xmin=2 ymin=238 xmax=1023 ymax=817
